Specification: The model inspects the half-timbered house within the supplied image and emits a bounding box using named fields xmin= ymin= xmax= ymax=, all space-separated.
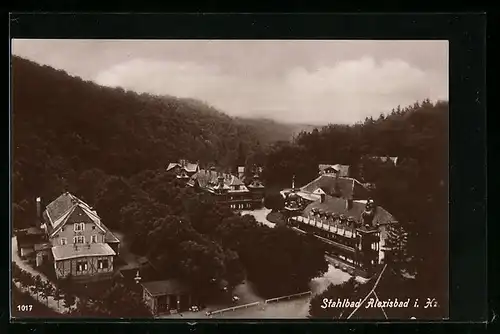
xmin=38 ymin=192 xmax=120 ymax=281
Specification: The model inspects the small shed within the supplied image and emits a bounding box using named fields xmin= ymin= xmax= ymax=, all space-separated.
xmin=141 ymin=279 xmax=193 ymax=315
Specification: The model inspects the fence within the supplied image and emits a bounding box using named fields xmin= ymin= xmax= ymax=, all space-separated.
xmin=208 ymin=301 xmax=261 ymax=316
xmin=207 ymin=291 xmax=312 ymax=317
xmin=264 ymin=291 xmax=312 ymax=304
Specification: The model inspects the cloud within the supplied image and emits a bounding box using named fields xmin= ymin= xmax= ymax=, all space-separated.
xmin=94 ymin=56 xmax=447 ymax=125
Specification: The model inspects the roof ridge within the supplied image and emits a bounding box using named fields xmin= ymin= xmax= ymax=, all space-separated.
xmin=50 ymin=205 xmax=76 ymax=231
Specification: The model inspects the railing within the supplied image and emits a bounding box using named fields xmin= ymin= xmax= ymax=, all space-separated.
xmin=208 ymin=301 xmax=261 ymax=316
xmin=207 ymin=291 xmax=312 ymax=316
xmin=264 ymin=291 xmax=312 ymax=304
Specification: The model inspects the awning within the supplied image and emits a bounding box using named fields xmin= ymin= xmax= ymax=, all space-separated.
xmin=52 ymin=243 xmax=116 ymax=261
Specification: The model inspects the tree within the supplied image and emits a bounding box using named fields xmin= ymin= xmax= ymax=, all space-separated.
xmin=18 ymin=270 xmax=34 ymax=291
xmin=99 ymin=282 xmax=152 ymax=318
xmin=63 ymin=293 xmax=76 ymax=313
xmin=95 ymin=176 xmax=133 ymax=229
xmin=309 ymin=277 xmax=361 ymax=318
xmin=264 ymin=192 xmax=285 ymax=211
xmin=31 ymin=275 xmax=44 ymax=302
xmin=53 ymin=285 xmax=64 ymax=312
xmin=40 ymin=281 xmax=54 ymax=306
xmin=383 ymin=223 xmax=410 ymax=271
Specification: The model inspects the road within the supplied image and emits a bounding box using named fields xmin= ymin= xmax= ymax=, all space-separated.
xmin=11 ymin=236 xmax=75 ymax=314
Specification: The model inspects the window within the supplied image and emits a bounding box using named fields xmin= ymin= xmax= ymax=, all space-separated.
xmin=92 ymin=226 xmax=96 ymax=230
xmin=76 ymin=261 xmax=88 ymax=272
xmin=91 ymin=235 xmax=98 ymax=243
xmin=74 ymin=223 xmax=85 ymax=232
xmin=62 ymin=227 xmax=65 ymax=232
xmin=98 ymin=259 xmax=109 ymax=269
xmin=60 ymin=238 xmax=67 ymax=246
xmin=73 ymin=236 xmax=85 ymax=244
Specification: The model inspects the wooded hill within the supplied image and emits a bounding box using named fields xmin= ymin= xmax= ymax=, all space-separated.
xmin=11 ymin=56 xmax=313 ymax=210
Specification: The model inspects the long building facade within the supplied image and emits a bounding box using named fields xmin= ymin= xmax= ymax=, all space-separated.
xmin=187 ymin=168 xmax=265 ymax=210
xmin=281 ymin=173 xmax=396 ymax=278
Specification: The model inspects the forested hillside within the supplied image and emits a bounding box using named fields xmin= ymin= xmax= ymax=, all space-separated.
xmin=12 ymin=56 xmax=278 ymax=211
xmin=235 ymin=117 xmax=318 ymax=144
xmin=12 ymin=56 xmax=329 ymax=304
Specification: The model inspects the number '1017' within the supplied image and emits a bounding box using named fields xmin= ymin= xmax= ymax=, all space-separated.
xmin=17 ymin=305 xmax=33 ymax=311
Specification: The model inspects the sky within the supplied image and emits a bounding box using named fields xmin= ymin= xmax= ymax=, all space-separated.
xmin=11 ymin=39 xmax=448 ymax=125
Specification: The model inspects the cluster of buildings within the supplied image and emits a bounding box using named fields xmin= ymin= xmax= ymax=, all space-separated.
xmin=167 ymin=159 xmax=266 ymax=210
xmin=280 ymin=163 xmax=397 ymax=278
xmin=14 ymin=159 xmax=265 ymax=316
xmin=13 ymin=158 xmax=397 ymax=315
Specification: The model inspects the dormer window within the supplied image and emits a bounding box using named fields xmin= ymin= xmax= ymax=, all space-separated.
xmin=74 ymin=223 xmax=85 ymax=232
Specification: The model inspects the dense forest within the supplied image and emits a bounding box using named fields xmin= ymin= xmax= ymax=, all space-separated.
xmin=12 ymin=56 xmax=449 ymax=318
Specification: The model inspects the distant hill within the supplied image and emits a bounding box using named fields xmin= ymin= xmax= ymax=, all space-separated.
xmin=235 ymin=117 xmax=319 ymax=143
xmin=10 ymin=56 xmax=283 ymax=204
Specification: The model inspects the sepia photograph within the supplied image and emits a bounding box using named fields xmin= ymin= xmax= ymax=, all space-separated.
xmin=10 ymin=39 xmax=449 ymax=320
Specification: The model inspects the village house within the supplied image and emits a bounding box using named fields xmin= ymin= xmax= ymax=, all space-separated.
xmin=166 ymin=159 xmax=200 ymax=181
xmin=31 ymin=192 xmax=121 ymax=281
xmin=187 ymin=167 xmax=265 ymax=210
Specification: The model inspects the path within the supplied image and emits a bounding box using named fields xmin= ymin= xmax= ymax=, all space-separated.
xmin=11 ymin=236 xmax=76 ymax=314
xmin=159 ymin=295 xmax=311 ymax=319
xmin=240 ymin=208 xmax=275 ymax=228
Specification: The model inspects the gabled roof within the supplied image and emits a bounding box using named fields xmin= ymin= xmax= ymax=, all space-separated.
xmin=188 ymin=169 xmax=248 ymax=192
xmin=319 ymin=164 xmax=350 ymax=177
xmin=300 ymin=175 xmax=370 ymax=200
xmin=229 ymin=175 xmax=244 ymax=187
xmin=43 ymin=192 xmax=107 ymax=238
xmin=313 ymin=188 xmax=327 ymax=195
xmin=185 ymin=163 xmax=199 ymax=173
xmin=167 ymin=162 xmax=199 ymax=173
xmin=45 ymin=192 xmax=76 ymax=226
xmin=319 ymin=164 xmax=338 ymax=172
xmin=302 ymin=195 xmax=395 ymax=225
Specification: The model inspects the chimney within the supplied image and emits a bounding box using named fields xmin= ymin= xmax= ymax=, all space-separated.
xmin=346 ymin=198 xmax=353 ymax=210
xmin=36 ymin=197 xmax=42 ymax=225
xmin=238 ymin=166 xmax=245 ymax=179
